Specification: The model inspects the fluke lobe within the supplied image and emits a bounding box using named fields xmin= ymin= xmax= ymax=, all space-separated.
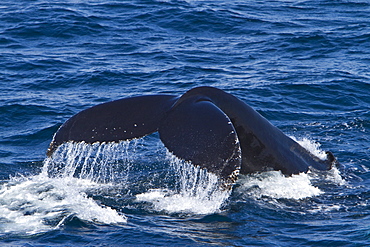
xmin=47 ymin=86 xmax=336 ymax=185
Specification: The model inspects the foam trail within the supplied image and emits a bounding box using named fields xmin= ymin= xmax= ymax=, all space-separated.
xmin=136 ymin=154 xmax=231 ymax=215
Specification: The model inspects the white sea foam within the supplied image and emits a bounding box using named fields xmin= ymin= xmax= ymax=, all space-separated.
xmin=0 ymin=142 xmax=135 ymax=236
xmin=0 ymin=175 xmax=126 ymax=235
xmin=293 ymin=137 xmax=346 ymax=185
xmin=235 ymin=137 xmax=344 ymax=200
xmin=236 ymin=171 xmax=322 ymax=200
xmin=136 ymin=155 xmax=231 ymax=215
xmin=292 ymin=136 xmax=328 ymax=160
xmin=307 ymin=204 xmax=342 ymax=214
xmin=138 ymin=137 xmax=343 ymax=212
xmin=136 ymin=188 xmax=230 ymax=215
xmin=325 ymin=166 xmax=346 ymax=186
xmin=0 ymin=136 xmax=343 ymax=235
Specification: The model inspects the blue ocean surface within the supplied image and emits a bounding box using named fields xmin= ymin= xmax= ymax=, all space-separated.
xmin=0 ymin=0 xmax=369 ymax=246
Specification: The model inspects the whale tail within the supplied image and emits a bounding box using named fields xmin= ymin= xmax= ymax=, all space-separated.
xmin=47 ymin=86 xmax=335 ymax=185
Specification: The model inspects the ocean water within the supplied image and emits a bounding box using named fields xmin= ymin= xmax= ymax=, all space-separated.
xmin=0 ymin=0 xmax=369 ymax=246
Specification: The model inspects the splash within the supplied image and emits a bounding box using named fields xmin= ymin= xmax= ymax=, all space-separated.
xmin=236 ymin=171 xmax=322 ymax=200
xmin=0 ymin=175 xmax=126 ymax=235
xmin=0 ymin=135 xmax=344 ymax=235
xmin=0 ymin=138 xmax=231 ymax=236
xmin=292 ymin=136 xmax=328 ymax=160
xmin=42 ymin=141 xmax=135 ymax=183
xmin=294 ymin=136 xmax=346 ymax=185
xmin=235 ymin=137 xmax=344 ymax=201
xmin=0 ymin=141 xmax=136 ymax=236
xmin=136 ymin=154 xmax=231 ymax=215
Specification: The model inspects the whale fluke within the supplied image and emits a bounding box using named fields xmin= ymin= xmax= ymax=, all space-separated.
xmin=47 ymin=86 xmax=336 ymax=185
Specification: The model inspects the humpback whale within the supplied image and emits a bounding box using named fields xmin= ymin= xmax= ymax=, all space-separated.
xmin=47 ymin=86 xmax=336 ymax=185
